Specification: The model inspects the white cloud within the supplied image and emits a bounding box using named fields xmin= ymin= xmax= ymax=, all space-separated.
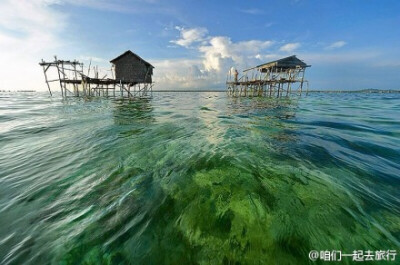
xmin=170 ymin=27 xmax=208 ymax=48
xmin=152 ymin=45 xmax=386 ymax=90
xmin=326 ymin=41 xmax=347 ymax=50
xmin=279 ymin=42 xmax=301 ymax=52
xmin=153 ymin=27 xmax=275 ymax=90
xmin=0 ymin=0 xmax=66 ymax=90
xmin=152 ymin=58 xmax=217 ymax=90
xmin=199 ymin=37 xmax=273 ymax=71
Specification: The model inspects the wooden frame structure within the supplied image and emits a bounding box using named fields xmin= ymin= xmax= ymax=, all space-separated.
xmin=226 ymin=55 xmax=310 ymax=97
xmin=39 ymin=56 xmax=153 ymax=98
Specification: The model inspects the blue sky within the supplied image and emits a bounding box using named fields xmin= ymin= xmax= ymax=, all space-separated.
xmin=1 ymin=0 xmax=399 ymax=90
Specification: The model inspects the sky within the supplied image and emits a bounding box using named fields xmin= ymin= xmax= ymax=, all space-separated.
xmin=1 ymin=0 xmax=400 ymax=91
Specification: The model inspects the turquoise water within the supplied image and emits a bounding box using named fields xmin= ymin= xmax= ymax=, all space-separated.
xmin=0 ymin=92 xmax=399 ymax=264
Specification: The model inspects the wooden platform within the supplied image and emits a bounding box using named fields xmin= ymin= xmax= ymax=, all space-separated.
xmin=226 ymin=78 xmax=309 ymax=97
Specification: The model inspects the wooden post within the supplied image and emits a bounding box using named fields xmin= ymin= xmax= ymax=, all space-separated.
xmin=81 ymin=80 xmax=85 ymax=96
xmin=54 ymin=56 xmax=63 ymax=97
xmin=60 ymin=61 xmax=69 ymax=97
xmin=300 ymin=68 xmax=306 ymax=94
xmin=61 ymin=61 xmax=66 ymax=96
xmin=269 ymin=83 xmax=272 ymax=97
xmin=73 ymin=63 xmax=79 ymax=97
xmin=41 ymin=61 xmax=52 ymax=96
xmin=276 ymin=81 xmax=281 ymax=98
xmin=286 ymin=70 xmax=291 ymax=96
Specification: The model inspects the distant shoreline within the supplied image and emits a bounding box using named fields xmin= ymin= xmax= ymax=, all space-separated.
xmin=305 ymin=89 xmax=400 ymax=93
xmin=0 ymin=90 xmax=37 ymax=93
xmin=152 ymin=89 xmax=400 ymax=93
xmin=1 ymin=89 xmax=400 ymax=94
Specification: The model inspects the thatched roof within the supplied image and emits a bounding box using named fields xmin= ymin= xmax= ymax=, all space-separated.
xmin=244 ymin=55 xmax=310 ymax=72
xmin=110 ymin=50 xmax=154 ymax=68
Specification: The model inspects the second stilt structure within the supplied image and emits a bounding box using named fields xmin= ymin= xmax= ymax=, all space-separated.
xmin=226 ymin=55 xmax=310 ymax=97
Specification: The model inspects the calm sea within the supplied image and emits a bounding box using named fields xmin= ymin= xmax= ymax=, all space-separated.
xmin=0 ymin=91 xmax=399 ymax=264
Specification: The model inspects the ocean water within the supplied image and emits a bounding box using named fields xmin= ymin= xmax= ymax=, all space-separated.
xmin=0 ymin=91 xmax=399 ymax=265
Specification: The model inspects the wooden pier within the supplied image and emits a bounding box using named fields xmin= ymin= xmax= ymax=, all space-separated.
xmin=39 ymin=51 xmax=154 ymax=98
xmin=226 ymin=55 xmax=310 ymax=97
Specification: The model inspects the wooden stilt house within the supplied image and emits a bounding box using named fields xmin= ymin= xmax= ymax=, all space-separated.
xmin=110 ymin=50 xmax=154 ymax=84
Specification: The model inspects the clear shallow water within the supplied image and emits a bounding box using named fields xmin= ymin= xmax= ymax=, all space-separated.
xmin=0 ymin=91 xmax=399 ymax=265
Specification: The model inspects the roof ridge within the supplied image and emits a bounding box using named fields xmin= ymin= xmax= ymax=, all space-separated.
xmin=260 ymin=54 xmax=297 ymax=66
xmin=243 ymin=55 xmax=309 ymax=72
xmin=110 ymin=50 xmax=154 ymax=68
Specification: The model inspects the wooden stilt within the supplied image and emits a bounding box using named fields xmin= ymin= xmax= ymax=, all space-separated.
xmin=41 ymin=61 xmax=52 ymax=96
xmin=300 ymin=69 xmax=306 ymax=95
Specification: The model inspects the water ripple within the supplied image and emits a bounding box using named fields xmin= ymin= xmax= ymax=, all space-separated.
xmin=0 ymin=91 xmax=399 ymax=264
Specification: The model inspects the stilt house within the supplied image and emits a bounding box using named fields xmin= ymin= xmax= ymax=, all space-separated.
xmin=110 ymin=50 xmax=154 ymax=83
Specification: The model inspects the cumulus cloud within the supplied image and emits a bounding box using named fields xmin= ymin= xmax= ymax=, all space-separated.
xmin=199 ymin=37 xmax=273 ymax=71
xmin=170 ymin=27 xmax=208 ymax=48
xmin=152 ymin=58 xmax=223 ymax=90
xmin=152 ymin=27 xmax=276 ymax=90
xmin=279 ymin=42 xmax=301 ymax=52
xmin=326 ymin=41 xmax=347 ymax=50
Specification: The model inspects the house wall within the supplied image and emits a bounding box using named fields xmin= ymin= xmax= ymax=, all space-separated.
xmin=114 ymin=53 xmax=152 ymax=83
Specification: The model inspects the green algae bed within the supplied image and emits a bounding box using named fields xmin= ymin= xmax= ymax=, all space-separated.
xmin=0 ymin=92 xmax=399 ymax=264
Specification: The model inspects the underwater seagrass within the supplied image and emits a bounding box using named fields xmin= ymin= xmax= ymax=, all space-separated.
xmin=0 ymin=92 xmax=399 ymax=265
